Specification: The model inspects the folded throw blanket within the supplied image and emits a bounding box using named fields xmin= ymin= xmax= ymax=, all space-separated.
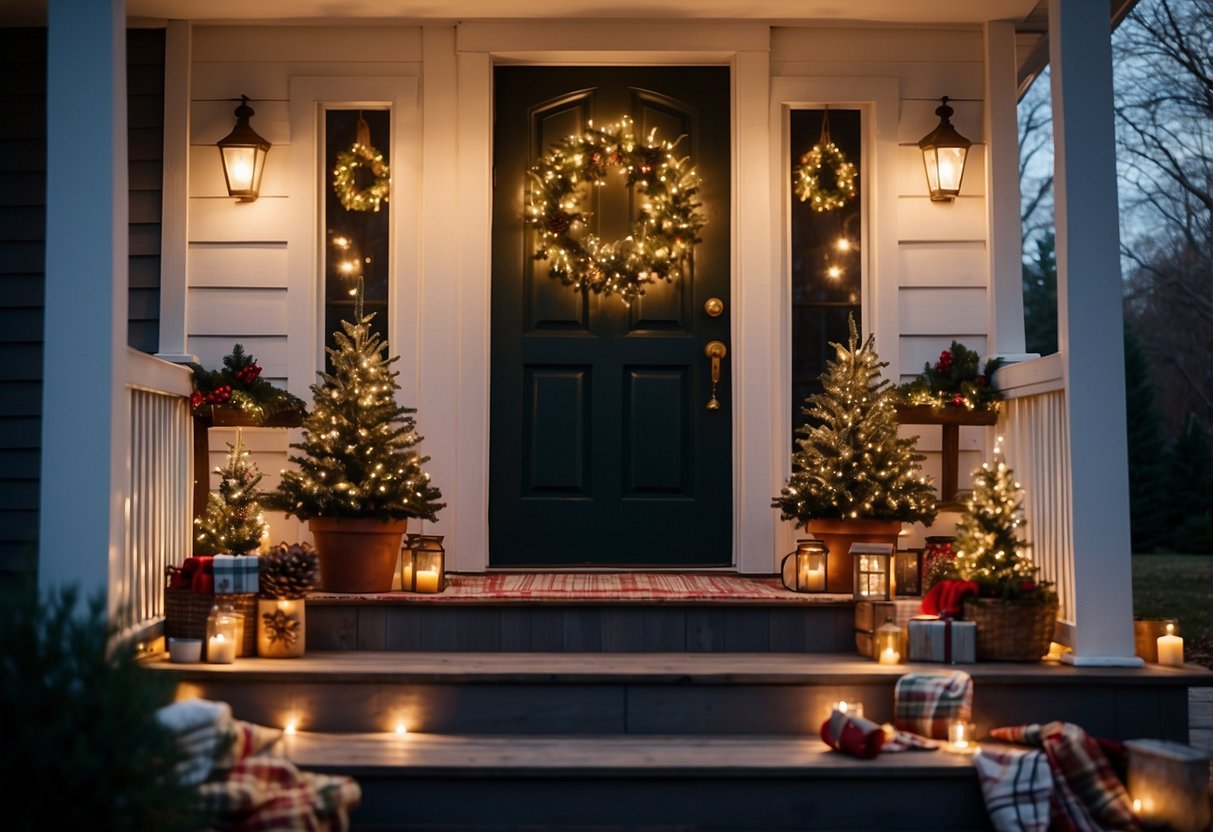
xmin=894 ymin=670 xmax=973 ymax=739
xmin=989 ymin=722 xmax=1139 ymax=832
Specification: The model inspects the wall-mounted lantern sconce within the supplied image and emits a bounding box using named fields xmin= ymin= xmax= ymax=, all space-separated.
xmin=217 ymin=95 xmax=271 ymax=201
xmin=918 ymin=96 xmax=971 ymax=202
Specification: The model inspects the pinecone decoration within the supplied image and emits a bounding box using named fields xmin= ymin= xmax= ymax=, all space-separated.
xmin=259 ymin=542 xmax=319 ymax=599
xmin=546 ymin=210 xmax=571 ymax=235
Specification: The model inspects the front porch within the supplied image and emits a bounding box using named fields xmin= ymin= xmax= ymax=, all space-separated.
xmin=148 ymin=584 xmax=1213 ymax=831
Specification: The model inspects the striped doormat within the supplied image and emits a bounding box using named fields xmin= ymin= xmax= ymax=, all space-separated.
xmin=310 ymin=572 xmax=853 ymax=603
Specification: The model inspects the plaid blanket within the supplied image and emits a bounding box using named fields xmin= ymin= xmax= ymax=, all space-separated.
xmin=893 ymin=670 xmax=973 ymax=739
xmin=989 ymin=722 xmax=1139 ymax=832
xmin=974 ymin=746 xmax=1054 ymax=832
xmin=213 ymin=554 xmax=259 ymax=594
xmin=198 ymin=755 xmax=361 ymax=832
xmin=157 ymin=699 xmax=360 ymax=831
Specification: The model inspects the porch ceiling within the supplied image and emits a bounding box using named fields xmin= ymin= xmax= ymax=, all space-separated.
xmin=7 ymin=0 xmax=1040 ymax=27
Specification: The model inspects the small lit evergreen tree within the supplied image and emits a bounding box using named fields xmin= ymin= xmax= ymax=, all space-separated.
xmin=954 ymin=439 xmax=1052 ymax=600
xmin=273 ymin=289 xmax=444 ymax=522
xmin=194 ymin=431 xmax=268 ymax=555
xmin=774 ymin=315 xmax=937 ymax=525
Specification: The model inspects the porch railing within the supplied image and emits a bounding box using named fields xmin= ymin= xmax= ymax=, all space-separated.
xmin=993 ymin=354 xmax=1076 ymax=638
xmin=119 ymin=348 xmax=193 ymax=635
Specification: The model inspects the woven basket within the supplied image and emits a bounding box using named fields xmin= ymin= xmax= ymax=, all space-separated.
xmin=963 ymin=596 xmax=1059 ymax=661
xmin=164 ymin=566 xmax=257 ymax=656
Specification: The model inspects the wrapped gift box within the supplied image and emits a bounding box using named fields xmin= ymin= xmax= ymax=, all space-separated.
xmin=213 ymin=554 xmax=260 ymax=594
xmin=907 ymin=616 xmax=976 ymax=663
xmin=854 ymin=599 xmax=921 ymax=658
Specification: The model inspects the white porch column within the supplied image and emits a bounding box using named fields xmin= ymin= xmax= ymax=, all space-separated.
xmin=156 ymin=19 xmax=194 ymax=364
xmin=40 ymin=0 xmax=129 ymax=608
xmin=983 ymin=21 xmax=1026 ymax=356
xmin=1048 ymin=0 xmax=1139 ymax=665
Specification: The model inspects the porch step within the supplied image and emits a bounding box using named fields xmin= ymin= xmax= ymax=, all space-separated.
xmin=280 ymin=731 xmax=989 ymax=831
xmin=306 ymin=598 xmax=857 ymax=653
xmin=157 ymin=651 xmax=1211 ymax=742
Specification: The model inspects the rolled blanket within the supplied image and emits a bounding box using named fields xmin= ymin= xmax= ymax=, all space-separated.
xmin=990 ymin=722 xmax=1139 ymax=832
xmin=893 ymin=670 xmax=973 ymax=739
xmin=156 ymin=698 xmax=282 ymax=786
xmin=197 ymin=755 xmax=361 ymax=832
xmin=821 ymin=709 xmax=885 ymax=759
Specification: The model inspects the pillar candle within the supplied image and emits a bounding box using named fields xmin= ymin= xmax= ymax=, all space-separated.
xmin=207 ymin=632 xmax=236 ymax=664
xmin=1157 ymin=624 xmax=1184 ymax=666
xmin=415 ymin=570 xmax=440 ymax=593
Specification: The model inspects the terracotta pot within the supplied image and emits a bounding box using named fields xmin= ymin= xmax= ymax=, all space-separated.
xmin=308 ymin=517 xmax=408 ymax=593
xmin=256 ymin=597 xmax=306 ymax=658
xmin=806 ymin=518 xmax=903 ymax=594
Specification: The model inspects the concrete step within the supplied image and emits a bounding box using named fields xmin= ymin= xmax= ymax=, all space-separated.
xmin=281 ymin=731 xmax=990 ymax=831
xmin=156 ymin=650 xmax=1211 ymax=742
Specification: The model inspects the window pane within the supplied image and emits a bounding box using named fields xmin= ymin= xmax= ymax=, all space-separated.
xmin=790 ymin=108 xmax=862 ymax=439
xmin=324 ymin=109 xmax=390 ymax=373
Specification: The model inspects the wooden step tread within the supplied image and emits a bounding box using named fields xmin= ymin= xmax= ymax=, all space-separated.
xmin=281 ymin=731 xmax=983 ymax=778
xmin=153 ymin=650 xmax=1213 ymax=686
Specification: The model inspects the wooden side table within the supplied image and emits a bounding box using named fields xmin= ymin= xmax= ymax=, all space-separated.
xmin=894 ymin=404 xmax=997 ymax=508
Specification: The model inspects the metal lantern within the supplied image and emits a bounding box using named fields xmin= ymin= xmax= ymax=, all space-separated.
xmin=918 ymin=96 xmax=971 ymax=201
xmin=875 ymin=616 xmax=904 ymax=665
xmin=217 ymin=95 xmax=271 ymax=201
xmin=401 ymin=533 xmax=446 ymax=593
xmin=780 ymin=538 xmax=829 ymax=593
xmin=852 ymin=543 xmax=893 ymax=601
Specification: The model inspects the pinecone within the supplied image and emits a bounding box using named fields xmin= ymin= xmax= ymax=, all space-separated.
xmin=546 ymin=210 xmax=571 ymax=235
xmin=259 ymin=542 xmax=319 ymax=599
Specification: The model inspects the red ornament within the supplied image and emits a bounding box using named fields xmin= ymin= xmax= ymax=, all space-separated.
xmin=235 ymin=363 xmax=262 ymax=385
xmin=189 ymin=390 xmax=204 ymax=410
xmin=937 ymin=349 xmax=953 ymax=372
xmin=951 ymin=393 xmax=965 ymax=406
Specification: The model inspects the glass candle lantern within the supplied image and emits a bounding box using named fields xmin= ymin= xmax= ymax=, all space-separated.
xmin=401 ymin=534 xmax=446 ymax=593
xmin=852 ymin=544 xmax=893 ymax=601
xmin=205 ymin=605 xmax=239 ymax=664
xmin=216 ymin=601 xmax=247 ymax=657
xmin=257 ymin=597 xmax=306 ymax=659
xmin=946 ymin=720 xmax=978 ymax=754
xmin=780 ymin=539 xmax=829 ymax=593
xmin=875 ymin=617 xmax=904 ymax=664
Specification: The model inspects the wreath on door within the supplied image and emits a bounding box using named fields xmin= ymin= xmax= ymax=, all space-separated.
xmin=526 ymin=117 xmax=706 ymax=303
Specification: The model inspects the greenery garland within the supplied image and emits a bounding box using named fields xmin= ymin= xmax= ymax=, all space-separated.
xmin=526 ymin=117 xmax=705 ymax=302
xmin=895 ymin=342 xmax=1004 ymax=412
xmin=332 ymin=115 xmax=390 ymax=213
xmin=793 ymin=140 xmax=857 ymax=212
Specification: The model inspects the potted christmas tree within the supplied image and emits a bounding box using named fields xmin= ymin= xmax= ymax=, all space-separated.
xmin=194 ymin=430 xmax=268 ymax=556
xmin=955 ymin=439 xmax=1058 ymax=660
xmin=272 ymin=292 xmax=445 ymax=593
xmin=773 ymin=315 xmax=937 ymax=592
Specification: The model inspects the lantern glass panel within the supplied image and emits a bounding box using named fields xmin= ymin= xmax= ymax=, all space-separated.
xmin=875 ymin=617 xmax=904 ymax=664
xmin=412 ymin=535 xmax=445 ymax=594
xmin=853 ymin=549 xmax=891 ymax=600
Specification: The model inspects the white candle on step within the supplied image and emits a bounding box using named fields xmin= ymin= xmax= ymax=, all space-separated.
xmin=878 ymin=646 xmax=900 ymax=665
xmin=1156 ymin=623 xmax=1184 ymax=666
xmin=207 ymin=632 xmax=235 ymax=664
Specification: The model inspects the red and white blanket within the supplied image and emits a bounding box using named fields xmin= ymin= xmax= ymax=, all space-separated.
xmin=157 ymin=699 xmax=361 ymax=832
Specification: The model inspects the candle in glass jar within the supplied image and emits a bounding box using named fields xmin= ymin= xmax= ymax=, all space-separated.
xmin=878 ymin=646 xmax=900 ymax=665
xmin=415 ymin=570 xmax=440 ymax=593
xmin=401 ymin=564 xmax=413 ymax=592
xmin=1156 ymin=623 xmax=1184 ymax=666
xmin=207 ymin=632 xmax=236 ymax=664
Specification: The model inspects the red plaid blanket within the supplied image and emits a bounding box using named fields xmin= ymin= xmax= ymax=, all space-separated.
xmin=893 ymin=670 xmax=973 ymax=739
xmin=989 ymin=722 xmax=1139 ymax=832
xmin=198 ymin=755 xmax=361 ymax=832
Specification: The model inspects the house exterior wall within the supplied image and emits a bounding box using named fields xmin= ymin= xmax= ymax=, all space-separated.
xmin=178 ymin=22 xmax=998 ymax=569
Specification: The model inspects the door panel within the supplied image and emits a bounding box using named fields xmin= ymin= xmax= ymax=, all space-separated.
xmin=491 ymin=66 xmax=731 ymax=566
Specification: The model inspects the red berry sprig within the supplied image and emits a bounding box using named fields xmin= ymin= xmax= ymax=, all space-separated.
xmin=937 ymin=349 xmax=953 ymax=373
xmin=235 ymin=362 xmax=262 ymax=385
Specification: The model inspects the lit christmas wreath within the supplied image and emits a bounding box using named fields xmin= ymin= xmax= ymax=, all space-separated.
xmin=332 ymin=115 xmax=390 ymax=213
xmin=526 ymin=117 xmax=706 ymax=302
xmin=794 ymin=140 xmax=857 ymax=213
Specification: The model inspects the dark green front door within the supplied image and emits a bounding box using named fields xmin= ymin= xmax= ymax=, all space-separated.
xmin=489 ymin=66 xmax=732 ymax=567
